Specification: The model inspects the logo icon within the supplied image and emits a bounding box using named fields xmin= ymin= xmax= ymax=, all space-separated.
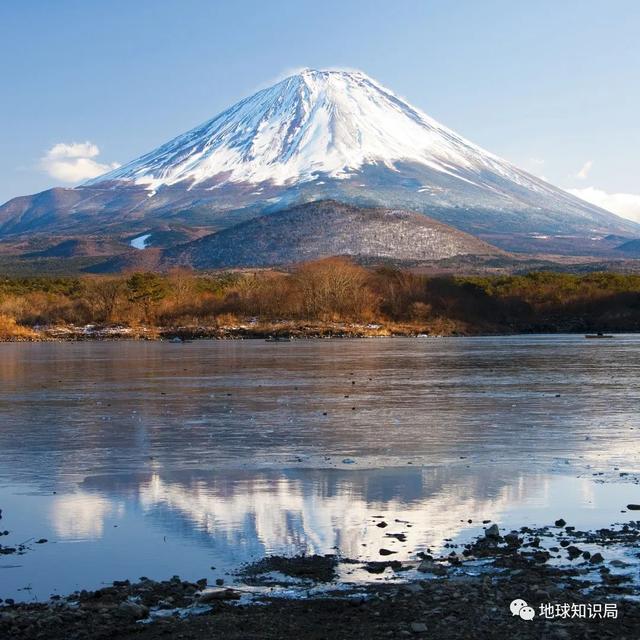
xmin=510 ymin=599 xmax=536 ymax=621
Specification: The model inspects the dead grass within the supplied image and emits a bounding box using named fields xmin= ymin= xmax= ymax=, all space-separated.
xmin=0 ymin=314 xmax=38 ymax=340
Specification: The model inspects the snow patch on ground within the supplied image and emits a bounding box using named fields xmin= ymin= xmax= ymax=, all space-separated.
xmin=130 ymin=233 xmax=152 ymax=250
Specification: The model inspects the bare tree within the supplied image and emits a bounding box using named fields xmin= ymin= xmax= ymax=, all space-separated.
xmin=85 ymin=278 xmax=125 ymax=323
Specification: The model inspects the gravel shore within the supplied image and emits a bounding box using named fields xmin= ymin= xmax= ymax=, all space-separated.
xmin=2 ymin=520 xmax=639 ymax=639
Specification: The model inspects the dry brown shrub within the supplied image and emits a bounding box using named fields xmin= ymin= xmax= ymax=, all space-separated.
xmin=292 ymin=258 xmax=379 ymax=321
xmin=84 ymin=278 xmax=126 ymax=323
xmin=0 ymin=314 xmax=37 ymax=340
xmin=213 ymin=313 xmax=240 ymax=327
xmin=425 ymin=316 xmax=466 ymax=336
xmin=409 ymin=301 xmax=432 ymax=320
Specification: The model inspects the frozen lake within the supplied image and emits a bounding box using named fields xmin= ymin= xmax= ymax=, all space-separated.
xmin=0 ymin=336 xmax=639 ymax=600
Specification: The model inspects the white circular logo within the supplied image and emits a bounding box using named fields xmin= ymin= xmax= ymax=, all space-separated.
xmin=510 ymin=599 xmax=535 ymax=620
xmin=520 ymin=606 xmax=535 ymax=621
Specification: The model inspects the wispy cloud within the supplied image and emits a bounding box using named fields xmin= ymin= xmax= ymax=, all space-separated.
xmin=40 ymin=142 xmax=119 ymax=183
xmin=568 ymin=186 xmax=640 ymax=223
xmin=575 ymin=160 xmax=593 ymax=180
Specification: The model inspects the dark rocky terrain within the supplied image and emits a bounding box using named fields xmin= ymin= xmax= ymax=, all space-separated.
xmin=2 ymin=519 xmax=639 ymax=639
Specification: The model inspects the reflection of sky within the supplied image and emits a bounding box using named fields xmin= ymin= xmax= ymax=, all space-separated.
xmin=50 ymin=493 xmax=124 ymax=540
xmin=3 ymin=466 xmax=639 ymax=602
xmin=134 ymin=468 xmax=520 ymax=559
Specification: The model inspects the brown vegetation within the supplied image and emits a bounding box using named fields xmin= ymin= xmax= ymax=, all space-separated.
xmin=1 ymin=259 xmax=640 ymax=339
xmin=0 ymin=314 xmax=37 ymax=340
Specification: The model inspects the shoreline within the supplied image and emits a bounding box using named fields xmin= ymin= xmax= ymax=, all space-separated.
xmin=2 ymin=519 xmax=640 ymax=639
xmin=0 ymin=322 xmax=637 ymax=343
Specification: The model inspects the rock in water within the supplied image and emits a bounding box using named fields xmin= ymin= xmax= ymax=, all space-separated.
xmin=117 ymin=602 xmax=149 ymax=620
xmin=484 ymin=524 xmax=500 ymax=539
xmin=417 ymin=560 xmax=447 ymax=576
xmin=198 ymin=589 xmax=241 ymax=603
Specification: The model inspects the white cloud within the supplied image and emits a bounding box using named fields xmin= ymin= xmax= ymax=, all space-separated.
xmin=575 ymin=160 xmax=593 ymax=180
xmin=40 ymin=141 xmax=120 ymax=183
xmin=567 ymin=186 xmax=640 ymax=223
xmin=46 ymin=141 xmax=100 ymax=159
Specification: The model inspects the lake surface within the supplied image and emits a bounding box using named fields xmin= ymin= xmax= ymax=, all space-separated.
xmin=1 ymin=336 xmax=639 ymax=600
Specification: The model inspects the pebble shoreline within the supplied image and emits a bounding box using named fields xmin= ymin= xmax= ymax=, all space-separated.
xmin=2 ymin=519 xmax=640 ymax=639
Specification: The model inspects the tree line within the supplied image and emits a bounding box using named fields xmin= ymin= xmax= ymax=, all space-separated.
xmin=1 ymin=259 xmax=640 ymax=337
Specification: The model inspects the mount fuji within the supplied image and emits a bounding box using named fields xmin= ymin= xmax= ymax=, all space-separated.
xmin=1 ymin=69 xmax=637 ymax=265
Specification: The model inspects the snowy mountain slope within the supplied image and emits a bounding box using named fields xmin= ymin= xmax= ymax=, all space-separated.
xmin=87 ymin=69 xmax=541 ymax=191
xmin=1 ymin=69 xmax=638 ymax=257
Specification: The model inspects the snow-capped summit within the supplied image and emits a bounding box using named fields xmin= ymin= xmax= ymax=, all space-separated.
xmin=86 ymin=69 xmax=536 ymax=193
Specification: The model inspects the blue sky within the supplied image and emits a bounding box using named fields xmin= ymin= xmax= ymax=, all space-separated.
xmin=1 ymin=0 xmax=639 ymax=218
